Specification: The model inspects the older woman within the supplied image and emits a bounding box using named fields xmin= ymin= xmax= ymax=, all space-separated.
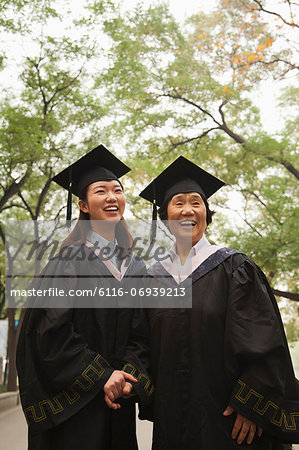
xmin=139 ymin=156 xmax=298 ymax=449
xmin=17 ymin=145 xmax=152 ymax=450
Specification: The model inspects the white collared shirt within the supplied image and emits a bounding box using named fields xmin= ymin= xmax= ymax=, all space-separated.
xmin=161 ymin=235 xmax=222 ymax=284
xmin=86 ymin=230 xmax=131 ymax=281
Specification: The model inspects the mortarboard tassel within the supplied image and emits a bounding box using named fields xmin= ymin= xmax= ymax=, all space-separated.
xmin=150 ymin=198 xmax=157 ymax=244
xmin=66 ymin=166 xmax=72 ymax=227
xmin=66 ymin=181 xmax=72 ymax=226
xmin=66 ymin=180 xmax=72 ymax=228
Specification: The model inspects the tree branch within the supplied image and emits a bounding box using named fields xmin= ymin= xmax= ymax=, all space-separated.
xmin=272 ymin=289 xmax=299 ymax=301
xmin=218 ymin=101 xmax=228 ymax=125
xmin=162 ymin=127 xmax=221 ymax=154
xmin=267 ymin=156 xmax=299 ymax=180
xmin=18 ymin=192 xmax=35 ymax=219
xmin=160 ymin=92 xmax=299 ymax=180
xmin=27 ymin=57 xmax=49 ymax=117
xmin=213 ymin=200 xmax=265 ymax=238
xmin=35 ymin=177 xmax=52 ymax=218
xmin=240 ymin=188 xmax=282 ymax=225
xmin=242 ymin=208 xmax=264 ymax=238
xmin=0 ymin=170 xmax=31 ymax=212
xmin=252 ymin=0 xmax=299 ymax=28
xmin=0 ymin=203 xmax=27 ymax=211
xmin=0 ymin=222 xmax=5 ymax=246
xmin=48 ymin=67 xmax=83 ymax=112
xmin=237 ymin=58 xmax=299 ymax=76
xmin=219 ymin=123 xmax=245 ymax=144
xmin=161 ymin=92 xmax=223 ymax=127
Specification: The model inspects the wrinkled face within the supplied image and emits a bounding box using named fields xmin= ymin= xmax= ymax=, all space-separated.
xmin=79 ymin=180 xmax=126 ymax=223
xmin=166 ymin=192 xmax=207 ymax=246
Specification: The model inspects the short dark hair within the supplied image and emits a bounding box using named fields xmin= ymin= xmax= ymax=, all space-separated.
xmin=158 ymin=192 xmax=215 ymax=226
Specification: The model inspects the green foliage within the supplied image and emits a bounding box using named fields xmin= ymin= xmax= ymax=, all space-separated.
xmin=280 ymin=302 xmax=299 ymax=345
xmin=290 ymin=341 xmax=299 ymax=371
xmin=0 ymin=1 xmax=119 ymax=331
xmin=0 ymin=0 xmax=297 ymax=389
xmin=92 ymin=0 xmax=298 ymax=303
xmin=0 ymin=1 xmax=297 ymax=302
xmin=0 ymin=0 xmax=60 ymax=33
xmin=0 ymin=0 xmax=121 ymax=389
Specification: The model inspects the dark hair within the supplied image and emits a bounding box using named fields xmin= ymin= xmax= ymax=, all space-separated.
xmin=60 ymin=181 xmax=133 ymax=251
xmin=158 ymin=192 xmax=215 ymax=226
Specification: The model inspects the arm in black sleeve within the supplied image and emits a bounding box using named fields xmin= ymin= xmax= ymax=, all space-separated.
xmin=225 ymin=255 xmax=299 ymax=443
xmin=17 ymin=256 xmax=114 ymax=433
xmin=121 ymin=307 xmax=154 ymax=412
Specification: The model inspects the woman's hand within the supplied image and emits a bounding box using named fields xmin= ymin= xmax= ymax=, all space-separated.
xmin=223 ymin=406 xmax=263 ymax=445
xmin=122 ymin=381 xmax=136 ymax=399
xmin=104 ymin=370 xmax=137 ymax=410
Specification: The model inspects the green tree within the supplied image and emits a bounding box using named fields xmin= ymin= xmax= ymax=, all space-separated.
xmin=0 ymin=0 xmax=113 ymax=390
xmin=94 ymin=0 xmax=298 ymax=304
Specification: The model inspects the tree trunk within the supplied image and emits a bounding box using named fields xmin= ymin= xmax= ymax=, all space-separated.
xmin=6 ymin=308 xmax=17 ymax=391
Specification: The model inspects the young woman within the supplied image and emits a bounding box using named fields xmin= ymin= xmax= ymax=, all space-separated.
xmin=139 ymin=156 xmax=299 ymax=450
xmin=17 ymin=145 xmax=152 ymax=450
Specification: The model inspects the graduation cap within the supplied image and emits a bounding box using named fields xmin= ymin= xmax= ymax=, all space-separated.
xmin=52 ymin=144 xmax=131 ymax=223
xmin=139 ymin=156 xmax=225 ymax=241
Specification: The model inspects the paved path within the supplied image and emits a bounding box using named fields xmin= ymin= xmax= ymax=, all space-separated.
xmin=1 ymin=405 xmax=298 ymax=449
xmin=0 ymin=405 xmax=153 ymax=450
xmin=0 ymin=406 xmax=27 ymax=450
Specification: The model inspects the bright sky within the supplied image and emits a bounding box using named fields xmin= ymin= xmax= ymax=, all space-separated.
xmin=120 ymin=0 xmax=288 ymax=134
xmin=121 ymin=0 xmax=215 ymax=17
xmin=0 ymin=0 xmax=294 ymax=135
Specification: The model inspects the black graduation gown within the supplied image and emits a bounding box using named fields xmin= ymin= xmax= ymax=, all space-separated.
xmin=16 ymin=244 xmax=153 ymax=450
xmin=144 ymin=248 xmax=299 ymax=449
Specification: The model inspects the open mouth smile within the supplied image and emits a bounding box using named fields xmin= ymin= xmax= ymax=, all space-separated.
xmin=104 ymin=206 xmax=119 ymax=212
xmin=179 ymin=220 xmax=197 ymax=227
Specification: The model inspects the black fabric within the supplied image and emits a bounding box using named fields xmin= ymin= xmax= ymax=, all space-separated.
xmin=52 ymin=144 xmax=130 ymax=198
xmin=139 ymin=156 xmax=225 ymax=207
xmin=163 ymin=177 xmax=205 ymax=204
xmin=144 ymin=249 xmax=299 ymax=449
xmin=76 ymin=167 xmax=118 ymax=196
xmin=28 ymin=395 xmax=138 ymax=450
xmin=17 ymin=245 xmax=152 ymax=450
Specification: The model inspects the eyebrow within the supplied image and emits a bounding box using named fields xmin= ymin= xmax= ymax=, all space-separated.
xmin=91 ymin=182 xmax=122 ymax=191
xmin=172 ymin=193 xmax=202 ymax=200
xmin=190 ymin=194 xmax=202 ymax=199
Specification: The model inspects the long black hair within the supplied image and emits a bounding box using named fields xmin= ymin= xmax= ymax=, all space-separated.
xmin=60 ymin=183 xmax=133 ymax=251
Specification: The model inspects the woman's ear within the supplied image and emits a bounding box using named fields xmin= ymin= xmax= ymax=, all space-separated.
xmin=78 ymin=199 xmax=89 ymax=214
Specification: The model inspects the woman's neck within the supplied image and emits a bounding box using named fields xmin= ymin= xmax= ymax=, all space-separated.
xmin=90 ymin=222 xmax=116 ymax=243
xmin=175 ymin=239 xmax=192 ymax=265
xmin=175 ymin=236 xmax=201 ymax=265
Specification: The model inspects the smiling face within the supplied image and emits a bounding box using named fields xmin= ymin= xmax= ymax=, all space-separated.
xmin=78 ymin=180 xmax=126 ymax=223
xmin=166 ymin=192 xmax=207 ymax=246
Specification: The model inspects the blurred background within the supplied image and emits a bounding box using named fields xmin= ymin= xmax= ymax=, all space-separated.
xmin=0 ymin=0 xmax=298 ymax=447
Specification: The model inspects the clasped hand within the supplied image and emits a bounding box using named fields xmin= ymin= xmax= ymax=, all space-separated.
xmin=104 ymin=370 xmax=137 ymax=410
xmin=223 ymin=406 xmax=263 ymax=445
